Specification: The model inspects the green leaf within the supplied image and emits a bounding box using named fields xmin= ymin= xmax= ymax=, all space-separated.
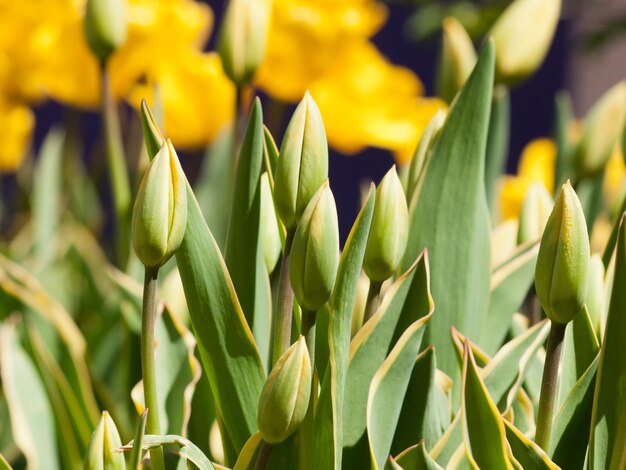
xmin=601 ymin=194 xmax=626 ymax=268
xmin=481 ymin=241 xmax=539 ymax=355
xmin=0 ymin=453 xmax=12 ymax=470
xmin=131 ymin=304 xmax=201 ymax=435
xmin=120 ymin=434 xmax=215 ymax=470
xmin=225 ymin=99 xmax=266 ymax=335
xmin=314 ymin=185 xmax=376 ymax=470
xmin=32 ymin=126 xmax=65 ymax=270
xmin=367 ymin=292 xmax=434 ymax=469
xmin=233 ymin=431 xmax=262 ymax=470
xmin=394 ymin=442 xmax=443 ymax=470
xmin=401 ymin=41 xmax=495 ymax=378
xmin=550 ymin=355 xmax=598 ymax=469
xmin=503 ymin=420 xmax=558 ymax=469
xmin=0 ymin=318 xmax=60 ymax=470
xmin=557 ymin=305 xmax=599 ymax=409
xmin=262 ymin=126 xmax=279 ymax=184
xmin=392 ymin=347 xmax=449 ymax=454
xmin=589 ymin=213 xmax=626 ymax=468
xmin=175 ymin=180 xmax=266 ymax=452
xmin=129 ymin=410 xmax=148 ymax=470
xmin=343 ymin=251 xmax=432 ymax=468
xmin=461 ymin=341 xmax=516 ymax=469
xmin=485 ymin=85 xmax=510 ymax=214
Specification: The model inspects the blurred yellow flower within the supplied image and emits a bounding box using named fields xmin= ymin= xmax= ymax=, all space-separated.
xmin=0 ymin=99 xmax=34 ymax=173
xmin=310 ymin=42 xmax=446 ymax=163
xmin=500 ymin=138 xmax=556 ymax=220
xmin=603 ymin=145 xmax=626 ymax=210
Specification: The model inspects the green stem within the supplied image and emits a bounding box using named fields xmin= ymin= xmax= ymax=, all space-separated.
xmin=141 ymin=266 xmax=165 ymax=470
xmin=253 ymin=441 xmax=273 ymax=470
xmin=272 ymin=229 xmax=295 ymax=366
xmin=535 ymin=321 xmax=567 ymax=451
xmin=363 ymin=279 xmax=383 ymax=324
xmin=101 ymin=66 xmax=131 ymax=267
xmin=299 ymin=309 xmax=317 ymax=470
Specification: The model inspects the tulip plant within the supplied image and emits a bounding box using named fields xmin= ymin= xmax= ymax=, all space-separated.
xmin=1 ymin=0 xmax=626 ymax=469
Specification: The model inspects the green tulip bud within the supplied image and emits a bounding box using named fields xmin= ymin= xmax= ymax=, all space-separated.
xmin=535 ymin=181 xmax=590 ymax=324
xmin=517 ymin=182 xmax=553 ymax=245
xmin=132 ymin=140 xmax=187 ymax=268
xmin=257 ymin=336 xmax=312 ymax=443
xmin=574 ymin=81 xmax=626 ymax=178
xmin=84 ymin=411 xmax=126 ymax=470
xmin=586 ymin=254 xmax=605 ymax=338
xmin=217 ymin=0 xmax=270 ymax=86
xmin=364 ymin=166 xmax=409 ymax=282
xmin=274 ymin=92 xmax=329 ymax=229
xmin=84 ymin=0 xmax=127 ymax=62
xmin=437 ymin=17 xmax=477 ymax=104
xmin=406 ymin=109 xmax=447 ymax=206
xmin=289 ymin=182 xmax=339 ymax=311
xmin=491 ymin=0 xmax=561 ymax=84
xmin=140 ymin=99 xmax=164 ymax=159
xmin=260 ymin=172 xmax=282 ymax=273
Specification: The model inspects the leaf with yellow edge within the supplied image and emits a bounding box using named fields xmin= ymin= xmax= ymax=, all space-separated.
xmin=233 ymin=431 xmax=262 ymax=470
xmin=504 ymin=420 xmax=558 ymax=469
xmin=461 ymin=341 xmax=517 ymax=469
xmin=394 ymin=441 xmax=443 ymax=470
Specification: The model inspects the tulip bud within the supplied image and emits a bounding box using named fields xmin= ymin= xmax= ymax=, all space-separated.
xmin=586 ymin=254 xmax=605 ymax=338
xmin=84 ymin=411 xmax=125 ymax=470
xmin=132 ymin=140 xmax=187 ymax=268
xmin=140 ymin=99 xmax=164 ymax=159
xmin=217 ymin=0 xmax=270 ymax=86
xmin=289 ymin=182 xmax=339 ymax=311
xmin=491 ymin=0 xmax=561 ymax=84
xmin=535 ymin=181 xmax=590 ymax=324
xmin=84 ymin=0 xmax=127 ymax=62
xmin=260 ymin=172 xmax=282 ymax=273
xmin=437 ymin=17 xmax=477 ymax=104
xmin=257 ymin=336 xmax=312 ymax=443
xmin=274 ymin=92 xmax=329 ymax=229
xmin=574 ymin=81 xmax=626 ymax=177
xmin=364 ymin=166 xmax=409 ymax=281
xmin=517 ymin=182 xmax=553 ymax=245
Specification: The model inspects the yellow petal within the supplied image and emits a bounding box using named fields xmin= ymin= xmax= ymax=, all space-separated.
xmin=517 ymin=138 xmax=556 ymax=193
xmin=0 ymin=101 xmax=34 ymax=173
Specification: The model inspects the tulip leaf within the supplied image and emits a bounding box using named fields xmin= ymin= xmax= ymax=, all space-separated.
xmin=263 ymin=126 xmax=279 ymax=184
xmin=0 ymin=453 xmax=11 ymax=470
xmin=314 ymin=185 xmax=375 ymax=470
xmin=131 ymin=304 xmax=201 ymax=435
xmin=485 ymin=85 xmax=510 ymax=214
xmin=461 ymin=341 xmax=516 ymax=469
xmin=175 ymin=180 xmax=266 ymax=452
xmin=233 ymin=431 xmax=262 ymax=470
xmin=391 ymin=347 xmax=449 ymax=454
xmin=589 ymin=214 xmax=626 ymax=468
xmin=481 ymin=241 xmax=539 ymax=354
xmin=367 ymin=301 xmax=434 ymax=469
xmin=120 ymin=434 xmax=215 ymax=470
xmin=550 ymin=355 xmax=599 ymax=469
xmin=129 ymin=410 xmax=148 ymax=470
xmin=343 ymin=251 xmax=432 ymax=468
xmin=503 ymin=420 xmax=558 ymax=469
xmin=394 ymin=442 xmax=444 ymax=470
xmin=0 ymin=318 xmax=60 ymax=470
xmin=557 ymin=305 xmax=599 ymax=409
xmin=401 ymin=41 xmax=495 ymax=378
xmin=225 ymin=99 xmax=267 ymax=340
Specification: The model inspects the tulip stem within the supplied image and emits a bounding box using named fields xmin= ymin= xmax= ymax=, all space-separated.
xmin=101 ymin=67 xmax=131 ymax=268
xmin=141 ymin=266 xmax=165 ymax=470
xmin=272 ymin=229 xmax=295 ymax=366
xmin=363 ymin=279 xmax=383 ymax=324
xmin=535 ymin=321 xmax=566 ymax=451
xmin=299 ymin=308 xmax=317 ymax=470
xmin=253 ymin=441 xmax=273 ymax=470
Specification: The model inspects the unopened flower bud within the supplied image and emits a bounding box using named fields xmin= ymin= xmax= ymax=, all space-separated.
xmin=535 ymin=181 xmax=590 ymax=324
xmin=260 ymin=172 xmax=282 ymax=273
xmin=437 ymin=17 xmax=477 ymax=104
xmin=574 ymin=81 xmax=626 ymax=178
xmin=364 ymin=166 xmax=409 ymax=281
xmin=140 ymin=99 xmax=164 ymax=159
xmin=84 ymin=411 xmax=125 ymax=470
xmin=84 ymin=0 xmax=127 ymax=62
xmin=491 ymin=0 xmax=561 ymax=84
xmin=218 ymin=0 xmax=270 ymax=86
xmin=132 ymin=140 xmax=187 ymax=268
xmin=517 ymin=182 xmax=553 ymax=244
xmin=289 ymin=182 xmax=339 ymax=311
xmin=257 ymin=336 xmax=312 ymax=443
xmin=274 ymin=92 xmax=328 ymax=229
